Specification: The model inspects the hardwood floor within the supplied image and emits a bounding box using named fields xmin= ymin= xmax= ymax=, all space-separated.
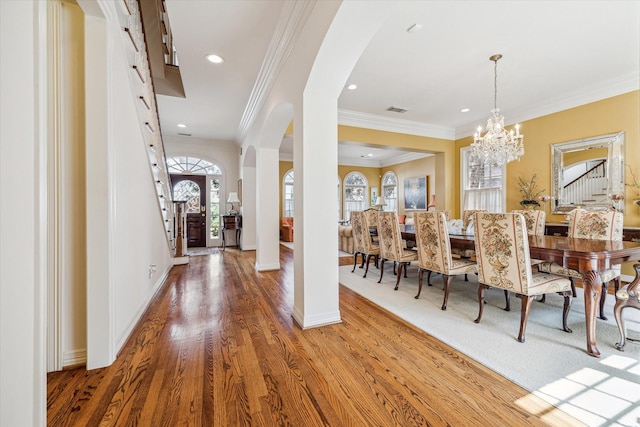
xmin=48 ymin=247 xmax=583 ymax=426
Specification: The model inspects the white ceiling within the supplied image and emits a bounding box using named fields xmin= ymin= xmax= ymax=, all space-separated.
xmin=160 ymin=1 xmax=639 ymax=166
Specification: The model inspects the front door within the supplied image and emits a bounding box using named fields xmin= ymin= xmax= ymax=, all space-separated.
xmin=171 ymin=174 xmax=207 ymax=247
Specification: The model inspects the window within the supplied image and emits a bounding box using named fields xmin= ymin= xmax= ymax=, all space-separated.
xmin=168 ymin=156 xmax=222 ymax=239
xmin=460 ymin=147 xmax=505 ymax=213
xmin=173 ymin=180 xmax=201 ymax=213
xmin=343 ymin=172 xmax=367 ymax=221
xmin=381 ymin=171 xmax=398 ymax=212
xmin=283 ymin=169 xmax=294 ymax=218
xmin=337 ymin=177 xmax=342 ymax=220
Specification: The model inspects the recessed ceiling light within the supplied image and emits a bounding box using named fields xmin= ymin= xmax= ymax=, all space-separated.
xmin=177 ymin=123 xmax=187 ymax=128
xmin=205 ymin=53 xmax=224 ymax=64
xmin=367 ymin=153 xmax=373 ymax=157
xmin=461 ymin=108 xmax=470 ymax=113
xmin=347 ymin=84 xmax=357 ymax=90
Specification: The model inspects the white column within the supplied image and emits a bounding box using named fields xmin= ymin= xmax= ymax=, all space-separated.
xmin=241 ymin=166 xmax=257 ymax=250
xmin=255 ymin=148 xmax=281 ymax=271
xmin=0 ymin=1 xmax=47 ymax=425
xmin=291 ymin=94 xmax=341 ymax=328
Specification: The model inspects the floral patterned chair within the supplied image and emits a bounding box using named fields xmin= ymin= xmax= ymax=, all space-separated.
xmin=537 ymin=209 xmax=623 ymax=320
xmin=473 ymin=212 xmax=574 ymax=342
xmin=377 ymin=211 xmax=418 ymax=290
xmin=413 ymin=212 xmax=477 ymax=310
xmin=613 ymin=264 xmax=640 ymax=351
xmin=512 ymin=209 xmax=546 ymax=236
xmin=350 ymin=211 xmax=367 ymax=274
xmin=354 ymin=209 xmax=380 ymax=278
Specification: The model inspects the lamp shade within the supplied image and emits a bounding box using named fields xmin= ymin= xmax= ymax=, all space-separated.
xmin=227 ymin=192 xmax=240 ymax=204
xmin=374 ymin=197 xmax=387 ymax=206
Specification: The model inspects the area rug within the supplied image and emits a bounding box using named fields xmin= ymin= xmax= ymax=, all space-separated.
xmin=339 ymin=265 xmax=640 ymax=426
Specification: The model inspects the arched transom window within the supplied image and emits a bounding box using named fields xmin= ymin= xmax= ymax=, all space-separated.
xmin=167 ymin=156 xmax=222 ymax=175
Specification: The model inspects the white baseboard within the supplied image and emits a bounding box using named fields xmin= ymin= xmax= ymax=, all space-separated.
xmin=292 ymin=307 xmax=342 ymax=329
xmin=255 ymin=262 xmax=280 ymax=271
xmin=63 ymin=348 xmax=87 ymax=368
xmin=115 ymin=266 xmax=170 ymax=353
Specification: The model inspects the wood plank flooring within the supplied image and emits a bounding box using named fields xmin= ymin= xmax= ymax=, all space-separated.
xmin=47 ymin=247 xmax=583 ymax=426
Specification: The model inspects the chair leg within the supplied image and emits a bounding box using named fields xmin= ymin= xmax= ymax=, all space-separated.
xmin=441 ymin=275 xmax=453 ymax=310
xmin=516 ymin=294 xmax=534 ymax=343
xmin=570 ymin=277 xmax=576 ymax=297
xmin=464 ymin=274 xmax=468 ymax=281
xmin=503 ymin=290 xmax=511 ymax=311
xmin=560 ymin=291 xmax=573 ymax=333
xmin=363 ymin=255 xmax=372 ymax=278
xmin=393 ymin=261 xmax=397 ymax=275
xmin=599 ymin=281 xmax=609 ymax=321
xmin=474 ymin=284 xmax=490 ymax=323
xmin=427 ymin=270 xmax=433 ymax=287
xmin=377 ymin=259 xmax=386 ymax=284
xmin=614 ymin=302 xmax=628 ymax=351
xmin=415 ymin=268 xmax=424 ymax=299
xmin=351 ymin=251 xmax=361 ymax=273
xmin=394 ymin=263 xmax=405 ymax=290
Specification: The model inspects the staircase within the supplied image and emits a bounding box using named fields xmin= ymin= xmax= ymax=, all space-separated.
xmin=562 ymin=160 xmax=608 ymax=206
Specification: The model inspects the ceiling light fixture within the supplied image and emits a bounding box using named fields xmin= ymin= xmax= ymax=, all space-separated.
xmin=347 ymin=84 xmax=357 ymax=90
xmin=470 ymin=54 xmax=523 ymax=165
xmin=205 ymin=53 xmax=224 ymax=64
xmin=460 ymin=108 xmax=470 ymax=113
xmin=177 ymin=123 xmax=186 ymax=128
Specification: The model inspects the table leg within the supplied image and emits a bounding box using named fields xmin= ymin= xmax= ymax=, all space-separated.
xmin=222 ymin=229 xmax=226 ymax=251
xmin=582 ymin=270 xmax=602 ymax=357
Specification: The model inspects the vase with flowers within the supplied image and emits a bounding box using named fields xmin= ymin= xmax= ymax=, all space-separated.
xmin=517 ymin=173 xmax=545 ymax=210
xmin=626 ymin=164 xmax=640 ymax=207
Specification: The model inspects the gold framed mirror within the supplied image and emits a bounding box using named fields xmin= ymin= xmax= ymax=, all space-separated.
xmin=551 ymin=132 xmax=625 ymax=214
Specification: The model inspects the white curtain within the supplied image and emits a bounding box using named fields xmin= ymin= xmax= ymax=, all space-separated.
xmin=463 ymin=188 xmax=503 ymax=213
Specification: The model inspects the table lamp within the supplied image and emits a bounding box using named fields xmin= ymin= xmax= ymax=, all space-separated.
xmin=227 ymin=192 xmax=240 ymax=214
xmin=373 ymin=197 xmax=387 ymax=211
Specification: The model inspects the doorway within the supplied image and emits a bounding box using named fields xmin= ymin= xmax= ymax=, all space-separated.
xmin=171 ymin=174 xmax=207 ymax=247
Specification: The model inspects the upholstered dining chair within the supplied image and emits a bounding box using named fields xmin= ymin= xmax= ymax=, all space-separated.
xmin=613 ymin=264 xmax=640 ymax=351
xmin=413 ymin=211 xmax=477 ymax=310
xmin=537 ymin=208 xmax=623 ymax=320
xmin=377 ymin=211 xmax=418 ymax=290
xmin=360 ymin=209 xmax=381 ymax=278
xmin=350 ymin=211 xmax=367 ymax=274
xmin=473 ymin=212 xmax=574 ymax=342
xmin=512 ymin=209 xmax=546 ymax=236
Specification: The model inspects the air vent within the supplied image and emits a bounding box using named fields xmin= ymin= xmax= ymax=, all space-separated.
xmin=386 ymin=106 xmax=408 ymax=113
xmin=177 ymin=132 xmax=192 ymax=137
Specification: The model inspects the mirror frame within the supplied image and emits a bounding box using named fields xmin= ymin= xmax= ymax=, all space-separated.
xmin=551 ymin=131 xmax=625 ymax=214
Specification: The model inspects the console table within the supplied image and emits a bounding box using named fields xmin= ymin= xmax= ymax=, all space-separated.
xmin=221 ymin=215 xmax=242 ymax=251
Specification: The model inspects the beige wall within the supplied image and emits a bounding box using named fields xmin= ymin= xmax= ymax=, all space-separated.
xmin=456 ymin=90 xmax=640 ymax=226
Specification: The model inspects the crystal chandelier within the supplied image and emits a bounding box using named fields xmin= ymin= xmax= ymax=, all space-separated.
xmin=470 ymin=54 xmax=524 ymax=165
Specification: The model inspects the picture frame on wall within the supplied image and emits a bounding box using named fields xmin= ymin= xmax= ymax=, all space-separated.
xmin=404 ymin=177 xmax=427 ymax=210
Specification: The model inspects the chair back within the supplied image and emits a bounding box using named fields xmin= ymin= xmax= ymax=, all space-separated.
xmin=462 ymin=209 xmax=486 ymax=234
xmin=512 ymin=209 xmax=546 ymax=236
xmin=377 ymin=211 xmax=405 ymax=261
xmin=568 ymin=209 xmax=623 ymax=241
xmin=414 ymin=211 xmax=453 ymax=275
xmin=361 ymin=209 xmax=379 ymax=252
xmin=350 ymin=211 xmax=366 ymax=254
xmin=474 ymin=212 xmax=533 ymax=294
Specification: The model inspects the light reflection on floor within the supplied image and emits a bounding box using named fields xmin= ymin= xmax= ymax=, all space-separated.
xmin=517 ymin=354 xmax=640 ymax=426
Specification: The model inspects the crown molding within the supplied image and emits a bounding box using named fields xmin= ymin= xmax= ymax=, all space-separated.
xmin=455 ymin=72 xmax=640 ymax=139
xmin=237 ymin=1 xmax=316 ymax=142
xmin=338 ymin=109 xmax=456 ymax=140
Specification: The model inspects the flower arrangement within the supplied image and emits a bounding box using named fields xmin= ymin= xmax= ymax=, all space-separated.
xmin=517 ymin=172 xmax=545 ymax=202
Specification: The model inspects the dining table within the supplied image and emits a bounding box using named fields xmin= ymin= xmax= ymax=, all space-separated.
xmin=401 ymin=231 xmax=640 ymax=357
